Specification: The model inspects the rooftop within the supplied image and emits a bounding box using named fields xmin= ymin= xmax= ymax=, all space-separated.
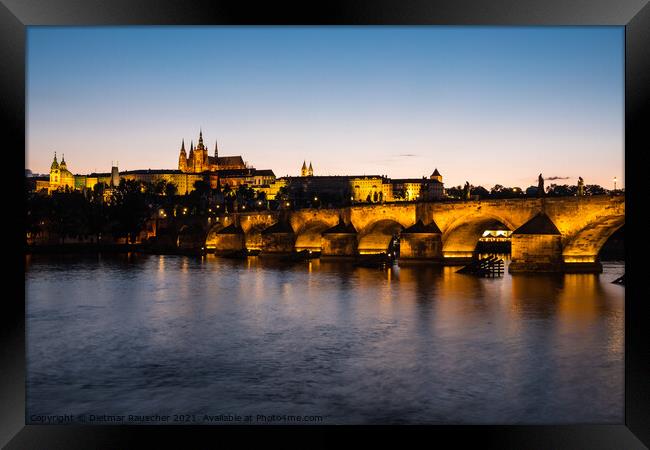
xmin=512 ymin=212 xmax=561 ymax=235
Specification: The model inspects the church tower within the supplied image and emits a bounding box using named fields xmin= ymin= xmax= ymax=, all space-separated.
xmin=308 ymin=161 xmax=313 ymax=177
xmin=49 ymin=152 xmax=60 ymax=191
xmin=301 ymin=160 xmax=308 ymax=177
xmin=178 ymin=139 xmax=188 ymax=172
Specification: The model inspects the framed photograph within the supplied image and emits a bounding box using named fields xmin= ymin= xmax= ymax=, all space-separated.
xmin=4 ymin=0 xmax=649 ymax=447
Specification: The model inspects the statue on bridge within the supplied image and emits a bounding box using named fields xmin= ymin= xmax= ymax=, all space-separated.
xmin=463 ymin=181 xmax=471 ymax=200
xmin=537 ymin=173 xmax=544 ymax=197
xmin=577 ymin=176 xmax=585 ymax=196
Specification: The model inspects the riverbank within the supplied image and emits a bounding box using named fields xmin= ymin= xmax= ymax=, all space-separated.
xmin=25 ymin=243 xmax=202 ymax=256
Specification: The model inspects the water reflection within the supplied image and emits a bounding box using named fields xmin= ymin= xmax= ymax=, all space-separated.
xmin=25 ymin=253 xmax=624 ymax=424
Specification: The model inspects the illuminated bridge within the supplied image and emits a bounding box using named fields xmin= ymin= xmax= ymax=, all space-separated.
xmin=196 ymin=196 xmax=624 ymax=273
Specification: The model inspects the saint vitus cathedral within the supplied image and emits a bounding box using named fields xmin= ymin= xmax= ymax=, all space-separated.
xmin=178 ymin=130 xmax=247 ymax=173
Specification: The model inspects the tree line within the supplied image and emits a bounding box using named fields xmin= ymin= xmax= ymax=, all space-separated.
xmin=445 ymin=183 xmax=618 ymax=200
xmin=26 ymin=178 xmax=278 ymax=245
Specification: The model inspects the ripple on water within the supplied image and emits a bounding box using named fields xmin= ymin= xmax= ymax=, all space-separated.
xmin=26 ymin=254 xmax=624 ymax=424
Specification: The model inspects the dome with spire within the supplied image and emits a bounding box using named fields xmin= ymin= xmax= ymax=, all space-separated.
xmin=50 ymin=152 xmax=59 ymax=170
xmin=59 ymin=153 xmax=67 ymax=170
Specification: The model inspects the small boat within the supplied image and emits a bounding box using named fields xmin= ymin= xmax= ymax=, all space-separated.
xmin=612 ymin=274 xmax=625 ymax=285
xmin=220 ymin=249 xmax=249 ymax=259
xmin=274 ymin=250 xmax=320 ymax=263
xmin=355 ymin=253 xmax=393 ymax=268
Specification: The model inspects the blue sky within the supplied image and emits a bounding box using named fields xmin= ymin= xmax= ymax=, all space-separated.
xmin=27 ymin=26 xmax=624 ymax=188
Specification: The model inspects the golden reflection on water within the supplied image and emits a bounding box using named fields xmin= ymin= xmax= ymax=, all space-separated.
xmin=557 ymin=274 xmax=600 ymax=322
xmin=199 ymin=255 xmax=623 ymax=338
xmin=157 ymin=254 xmax=166 ymax=274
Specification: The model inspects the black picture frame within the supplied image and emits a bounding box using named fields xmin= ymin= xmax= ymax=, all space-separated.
xmin=3 ymin=0 xmax=648 ymax=447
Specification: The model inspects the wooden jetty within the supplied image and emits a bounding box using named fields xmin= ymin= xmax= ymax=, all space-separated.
xmin=457 ymin=255 xmax=505 ymax=277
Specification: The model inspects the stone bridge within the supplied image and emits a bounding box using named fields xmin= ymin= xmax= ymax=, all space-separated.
xmin=202 ymin=196 xmax=624 ymax=273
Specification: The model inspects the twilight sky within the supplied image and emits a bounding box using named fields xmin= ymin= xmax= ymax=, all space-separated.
xmin=27 ymin=26 xmax=624 ymax=189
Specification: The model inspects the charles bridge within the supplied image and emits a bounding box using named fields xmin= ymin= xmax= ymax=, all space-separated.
xmin=171 ymin=196 xmax=624 ymax=273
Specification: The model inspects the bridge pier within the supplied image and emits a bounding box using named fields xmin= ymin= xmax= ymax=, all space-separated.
xmin=260 ymin=221 xmax=296 ymax=255
xmin=209 ymin=223 xmax=245 ymax=255
xmin=509 ymin=212 xmax=563 ymax=273
xmin=321 ymin=220 xmax=358 ymax=257
xmin=398 ymin=220 xmax=443 ymax=264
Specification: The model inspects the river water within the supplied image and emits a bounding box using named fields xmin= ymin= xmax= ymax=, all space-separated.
xmin=25 ymin=254 xmax=624 ymax=425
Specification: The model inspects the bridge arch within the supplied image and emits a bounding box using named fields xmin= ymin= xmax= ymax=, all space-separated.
xmin=244 ymin=222 xmax=275 ymax=251
xmin=441 ymin=212 xmax=516 ymax=259
xmin=357 ymin=219 xmax=405 ymax=254
xmin=561 ymin=214 xmax=625 ymax=263
xmin=178 ymin=223 xmax=208 ymax=249
xmin=294 ymin=220 xmax=333 ymax=251
xmin=205 ymin=222 xmax=227 ymax=247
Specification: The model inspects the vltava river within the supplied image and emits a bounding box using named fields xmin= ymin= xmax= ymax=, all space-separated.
xmin=25 ymin=254 xmax=624 ymax=424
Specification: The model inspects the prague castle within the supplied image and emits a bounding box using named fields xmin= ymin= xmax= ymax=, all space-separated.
xmin=31 ymin=130 xmax=445 ymax=203
xmin=35 ymin=130 xmax=276 ymax=195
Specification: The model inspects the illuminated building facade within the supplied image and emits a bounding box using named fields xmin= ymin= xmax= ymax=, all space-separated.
xmin=35 ymin=130 xmax=276 ymax=195
xmin=34 ymin=138 xmax=444 ymax=203
xmin=178 ymin=131 xmax=247 ymax=173
xmin=273 ymin=162 xmax=446 ymax=204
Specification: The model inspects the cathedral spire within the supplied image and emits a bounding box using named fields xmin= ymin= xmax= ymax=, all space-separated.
xmin=178 ymin=140 xmax=188 ymax=172
xmin=198 ymin=129 xmax=204 ymax=148
xmin=214 ymin=139 xmax=219 ymax=158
